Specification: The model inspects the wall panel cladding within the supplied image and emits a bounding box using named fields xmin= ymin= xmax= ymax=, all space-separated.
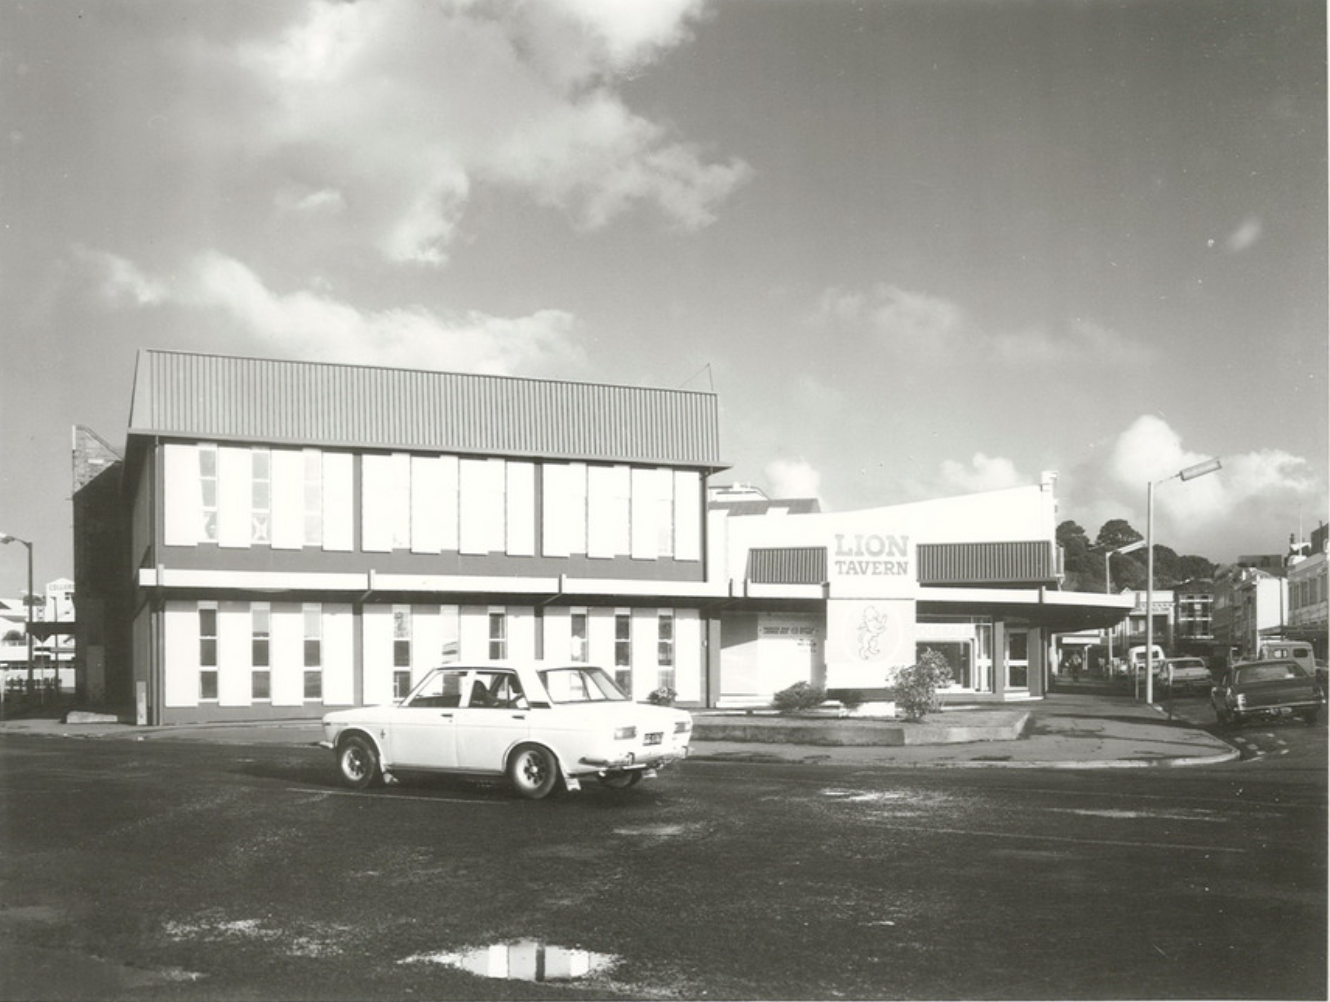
xmin=746 ymin=547 xmax=827 ymax=586
xmin=131 ymin=351 xmax=722 ymax=467
xmin=917 ymin=541 xmax=1056 ymax=585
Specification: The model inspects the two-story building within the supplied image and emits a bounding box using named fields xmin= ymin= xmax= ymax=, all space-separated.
xmin=75 ymin=350 xmax=1131 ymax=724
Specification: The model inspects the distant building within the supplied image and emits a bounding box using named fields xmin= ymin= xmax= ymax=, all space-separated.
xmin=1172 ymin=579 xmax=1215 ymax=653
xmin=1213 ymin=566 xmax=1288 ymax=660
xmin=1283 ymin=523 xmax=1328 ymax=659
xmin=0 ymin=579 xmax=77 ymax=691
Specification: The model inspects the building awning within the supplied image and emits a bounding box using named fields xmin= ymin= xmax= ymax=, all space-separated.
xmin=26 ymin=621 xmax=75 ymax=641
xmin=918 ymin=587 xmax=1133 ymax=633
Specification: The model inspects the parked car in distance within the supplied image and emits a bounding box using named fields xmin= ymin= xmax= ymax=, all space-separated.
xmin=321 ymin=662 xmax=693 ymax=799
xmin=1159 ymin=657 xmax=1213 ymax=695
xmin=1209 ymin=659 xmax=1323 ymax=728
xmin=1121 ymin=644 xmax=1166 ymax=679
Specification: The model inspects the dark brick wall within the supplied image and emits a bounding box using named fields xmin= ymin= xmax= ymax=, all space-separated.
xmin=72 ymin=426 xmax=132 ymax=706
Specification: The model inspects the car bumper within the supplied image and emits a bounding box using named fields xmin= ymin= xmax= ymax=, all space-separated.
xmin=1232 ymin=701 xmax=1321 ymax=721
xmin=576 ymin=746 xmax=689 ymax=773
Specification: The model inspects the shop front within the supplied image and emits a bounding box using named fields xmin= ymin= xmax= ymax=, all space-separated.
xmin=709 ymin=479 xmax=1132 ymax=706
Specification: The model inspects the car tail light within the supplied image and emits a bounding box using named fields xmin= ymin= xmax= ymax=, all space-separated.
xmin=614 ymin=726 xmax=637 ymax=740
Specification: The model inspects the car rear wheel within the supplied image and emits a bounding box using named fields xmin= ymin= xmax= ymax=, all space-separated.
xmin=507 ymin=744 xmax=560 ymax=800
xmin=338 ymin=735 xmax=381 ymax=790
xmin=597 ymin=771 xmax=642 ymax=790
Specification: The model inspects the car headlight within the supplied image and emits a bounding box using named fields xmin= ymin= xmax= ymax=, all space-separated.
xmin=1235 ymin=693 xmax=1246 ymax=709
xmin=614 ymin=726 xmax=636 ymax=740
xmin=674 ymin=720 xmax=691 ymax=734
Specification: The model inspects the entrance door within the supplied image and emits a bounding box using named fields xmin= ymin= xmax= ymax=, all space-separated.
xmin=1006 ymin=630 xmax=1030 ymax=690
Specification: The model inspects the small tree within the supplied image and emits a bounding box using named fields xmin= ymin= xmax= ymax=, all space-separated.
xmin=888 ymin=649 xmax=953 ymax=722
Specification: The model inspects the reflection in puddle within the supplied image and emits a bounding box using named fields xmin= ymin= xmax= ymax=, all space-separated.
xmin=401 ymin=940 xmax=619 ymax=982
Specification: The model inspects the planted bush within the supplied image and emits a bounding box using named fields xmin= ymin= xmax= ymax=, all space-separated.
xmin=646 ymin=686 xmax=677 ymax=706
xmin=837 ymin=690 xmax=865 ymax=712
xmin=771 ymin=681 xmax=827 ymax=714
xmin=889 ymin=648 xmax=953 ymax=722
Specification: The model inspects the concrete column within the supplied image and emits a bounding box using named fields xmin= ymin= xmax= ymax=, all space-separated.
xmin=1028 ymin=627 xmax=1045 ymax=697
xmin=993 ymin=619 xmax=1006 ymax=699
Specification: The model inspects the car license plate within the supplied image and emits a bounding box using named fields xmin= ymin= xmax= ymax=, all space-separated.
xmin=644 ymin=732 xmax=663 ymax=746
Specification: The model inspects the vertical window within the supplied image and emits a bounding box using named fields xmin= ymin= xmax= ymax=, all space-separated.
xmin=657 ymin=482 xmax=675 ymax=558
xmin=199 ymin=604 xmax=218 ymax=700
xmin=489 ymin=611 xmax=507 ymax=661
xmin=657 ymin=612 xmax=675 ymax=691
xmin=614 ymin=613 xmax=631 ymax=694
xmin=303 ymin=450 xmax=323 ymax=546
xmin=393 ymin=605 xmax=412 ymax=699
xmin=251 ymin=449 xmax=271 ymax=544
xmin=251 ymin=603 xmax=270 ymax=700
xmin=303 ymin=604 xmax=322 ymax=700
xmin=199 ymin=445 xmax=218 ymax=542
xmin=570 ymin=611 xmax=588 ymax=663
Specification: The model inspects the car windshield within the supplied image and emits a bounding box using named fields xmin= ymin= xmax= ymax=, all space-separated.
xmin=1236 ymin=663 xmax=1307 ymax=685
xmin=539 ymin=666 xmax=629 ymax=704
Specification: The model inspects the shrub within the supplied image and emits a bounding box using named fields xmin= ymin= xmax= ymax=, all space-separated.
xmin=646 ymin=686 xmax=677 ymax=706
xmin=888 ymin=649 xmax=953 ymax=722
xmin=837 ymin=689 xmax=865 ymax=712
xmin=771 ymin=681 xmax=827 ymax=714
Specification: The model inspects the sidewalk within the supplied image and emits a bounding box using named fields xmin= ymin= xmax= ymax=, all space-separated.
xmin=0 ymin=690 xmax=1239 ymax=769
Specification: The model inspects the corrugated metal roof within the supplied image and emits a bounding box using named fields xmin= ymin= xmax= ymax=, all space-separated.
xmin=746 ymin=547 xmax=828 ymax=585
xmin=918 ymin=541 xmax=1057 ymax=586
xmin=128 ymin=351 xmax=725 ymax=468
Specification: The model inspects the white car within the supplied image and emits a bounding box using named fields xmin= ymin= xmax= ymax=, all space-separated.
xmin=320 ymin=662 xmax=692 ymax=799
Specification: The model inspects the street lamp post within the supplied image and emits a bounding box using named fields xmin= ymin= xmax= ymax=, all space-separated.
xmin=0 ymin=532 xmax=35 ymax=699
xmin=1103 ymin=539 xmax=1147 ymax=680
xmin=1146 ymin=459 xmax=1222 ymax=703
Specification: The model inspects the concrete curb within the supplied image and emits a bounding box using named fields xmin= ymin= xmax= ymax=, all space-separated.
xmin=690 ymin=711 xmax=1030 ymax=747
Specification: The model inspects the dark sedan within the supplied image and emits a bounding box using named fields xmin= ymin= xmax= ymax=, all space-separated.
xmin=1210 ymin=659 xmax=1323 ymax=727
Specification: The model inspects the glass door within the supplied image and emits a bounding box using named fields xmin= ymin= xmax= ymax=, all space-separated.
xmin=1006 ymin=630 xmax=1030 ymax=690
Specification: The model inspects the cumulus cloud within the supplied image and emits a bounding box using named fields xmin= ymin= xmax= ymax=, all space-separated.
xmin=86 ymin=249 xmax=585 ymax=377
xmin=1101 ymin=415 xmax=1322 ymax=556
xmin=230 ymin=0 xmax=748 ymax=265
xmin=938 ymin=453 xmax=1025 ymax=493
xmin=813 ymin=283 xmax=1153 ymax=367
xmin=77 ymin=247 xmax=167 ymax=307
xmin=765 ymin=457 xmax=823 ymax=503
xmin=815 ymin=284 xmax=968 ymax=355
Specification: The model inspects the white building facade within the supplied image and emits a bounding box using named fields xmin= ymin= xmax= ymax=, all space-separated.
xmin=78 ymin=351 xmax=1130 ymax=723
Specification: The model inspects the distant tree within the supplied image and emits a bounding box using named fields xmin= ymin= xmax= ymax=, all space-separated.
xmin=1095 ymin=519 xmax=1144 ymax=551
xmin=1057 ymin=521 xmax=1101 ymax=591
xmin=1177 ymin=555 xmax=1217 ymax=582
xmin=1151 ymin=544 xmax=1180 ymax=587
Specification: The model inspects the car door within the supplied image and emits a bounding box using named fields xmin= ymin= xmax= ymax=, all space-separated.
xmin=452 ymin=669 xmax=532 ymax=774
xmin=387 ymin=669 xmax=462 ymax=770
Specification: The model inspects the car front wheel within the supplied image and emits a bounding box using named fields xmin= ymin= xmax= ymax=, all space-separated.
xmin=1303 ymin=707 xmax=1320 ymax=725
xmin=507 ymin=744 xmax=560 ymax=800
xmin=338 ymin=735 xmax=381 ymax=790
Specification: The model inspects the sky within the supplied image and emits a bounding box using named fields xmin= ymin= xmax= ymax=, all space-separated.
xmin=1 ymin=0 xmax=1326 ymax=598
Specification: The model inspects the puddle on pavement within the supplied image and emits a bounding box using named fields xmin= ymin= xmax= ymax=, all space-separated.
xmin=401 ymin=939 xmax=619 ymax=982
xmin=1048 ymin=807 xmax=1223 ymax=822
